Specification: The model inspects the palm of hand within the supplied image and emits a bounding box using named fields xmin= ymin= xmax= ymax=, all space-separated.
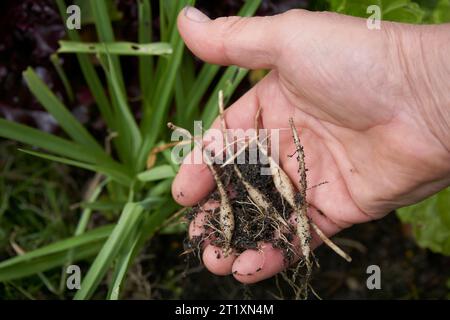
xmin=173 ymin=9 xmax=450 ymax=283
xmin=173 ymin=71 xmax=393 ymax=283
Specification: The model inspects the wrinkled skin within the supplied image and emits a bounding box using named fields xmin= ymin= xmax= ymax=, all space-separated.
xmin=172 ymin=8 xmax=450 ymax=284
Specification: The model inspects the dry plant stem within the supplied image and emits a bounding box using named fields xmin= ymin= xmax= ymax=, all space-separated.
xmin=310 ymin=222 xmax=352 ymax=262
xmin=217 ymin=91 xmax=293 ymax=256
xmin=258 ymin=124 xmax=312 ymax=298
xmin=288 ymin=118 xmax=351 ymax=263
xmin=256 ymin=140 xmax=312 ymax=277
xmin=217 ymin=90 xmax=237 ymax=256
xmin=217 ymin=92 xmax=291 ymax=237
xmin=208 ymin=172 xmax=234 ymax=256
xmin=167 ymin=122 xmax=234 ymax=256
xmin=288 ymin=118 xmax=313 ymax=275
xmin=218 ymin=90 xmax=234 ymax=161
xmin=254 ymin=107 xmax=262 ymax=137
xmin=220 ymin=133 xmax=271 ymax=167
xmin=219 ymin=94 xmax=282 ymax=224
xmin=289 ymin=118 xmax=307 ymax=196
xmin=233 ymin=166 xmax=289 ymax=229
xmin=147 ymin=140 xmax=198 ymax=169
xmin=147 ymin=134 xmax=205 ymax=169
xmin=218 ymin=91 xmax=228 ymax=147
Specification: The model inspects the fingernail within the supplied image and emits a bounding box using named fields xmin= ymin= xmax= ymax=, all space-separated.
xmin=183 ymin=6 xmax=210 ymax=22
xmin=233 ymin=251 xmax=265 ymax=276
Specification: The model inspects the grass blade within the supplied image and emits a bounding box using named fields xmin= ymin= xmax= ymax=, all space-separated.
xmin=0 ymin=225 xmax=113 ymax=282
xmin=138 ymin=0 xmax=195 ymax=170
xmin=58 ymin=41 xmax=172 ymax=56
xmin=88 ymin=0 xmax=142 ymax=166
xmin=102 ymin=50 xmax=142 ymax=166
xmin=23 ymin=67 xmax=105 ymax=155
xmin=20 ymin=149 xmax=133 ymax=187
xmin=0 ymin=244 xmax=103 ymax=283
xmin=138 ymin=0 xmax=154 ymax=113
xmin=106 ymin=198 xmax=181 ymax=299
xmin=59 ymin=177 xmax=108 ymax=294
xmin=201 ymin=67 xmax=249 ymax=127
xmin=0 ymin=119 xmax=108 ymax=165
xmin=0 ymin=225 xmax=113 ymax=267
xmin=80 ymin=200 xmax=126 ymax=212
xmin=75 ymin=178 xmax=108 ymax=236
xmin=238 ymin=0 xmax=263 ymax=17
xmin=184 ymin=0 xmax=262 ymax=124
xmin=107 ymin=232 xmax=139 ymax=300
xmin=148 ymin=179 xmax=174 ymax=197
xmin=50 ymin=53 xmax=74 ymax=102
xmin=183 ymin=64 xmax=220 ymax=125
xmin=0 ymin=118 xmax=132 ymax=185
xmin=142 ymin=199 xmax=180 ymax=238
xmin=137 ymin=164 xmax=176 ymax=182
xmin=175 ymin=53 xmax=196 ymax=126
xmin=74 ymin=202 xmax=144 ymax=300
xmin=90 ymin=0 xmax=126 ymax=93
xmin=56 ymin=0 xmax=114 ymax=129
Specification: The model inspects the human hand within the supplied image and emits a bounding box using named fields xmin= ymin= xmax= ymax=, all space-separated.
xmin=172 ymin=7 xmax=450 ymax=283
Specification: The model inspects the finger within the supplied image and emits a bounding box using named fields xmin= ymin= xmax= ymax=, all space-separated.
xmin=232 ymin=243 xmax=286 ymax=283
xmin=232 ymin=209 xmax=342 ymax=284
xmin=188 ymin=200 xmax=220 ymax=251
xmin=190 ymin=202 xmax=236 ymax=276
xmin=188 ymin=210 xmax=208 ymax=239
xmin=172 ymin=144 xmax=215 ymax=206
xmin=172 ymin=87 xmax=259 ymax=206
xmin=177 ymin=6 xmax=284 ymax=69
xmin=202 ymin=245 xmax=236 ymax=276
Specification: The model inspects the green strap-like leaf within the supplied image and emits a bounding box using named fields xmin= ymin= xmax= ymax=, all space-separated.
xmin=102 ymin=49 xmax=142 ymax=166
xmin=23 ymin=67 xmax=105 ymax=156
xmin=90 ymin=0 xmax=126 ymax=93
xmin=185 ymin=0 xmax=262 ymax=125
xmin=20 ymin=149 xmax=133 ymax=187
xmin=138 ymin=0 xmax=155 ymax=114
xmin=201 ymin=67 xmax=249 ymax=127
xmin=58 ymin=41 xmax=172 ymax=56
xmin=0 ymin=225 xmax=113 ymax=282
xmin=0 ymin=119 xmax=104 ymax=165
xmin=55 ymin=0 xmax=114 ymax=130
xmin=137 ymin=164 xmax=176 ymax=182
xmin=74 ymin=202 xmax=144 ymax=300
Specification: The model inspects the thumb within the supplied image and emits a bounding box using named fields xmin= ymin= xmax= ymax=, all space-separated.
xmin=177 ymin=6 xmax=283 ymax=69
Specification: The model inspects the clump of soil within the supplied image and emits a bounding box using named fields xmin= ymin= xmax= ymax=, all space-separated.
xmin=170 ymin=99 xmax=350 ymax=299
xmin=188 ymin=148 xmax=297 ymax=262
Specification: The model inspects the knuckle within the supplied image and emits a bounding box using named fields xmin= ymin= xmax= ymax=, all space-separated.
xmin=315 ymin=10 xmax=341 ymax=19
xmin=280 ymin=8 xmax=308 ymax=21
xmin=216 ymin=16 xmax=247 ymax=63
xmin=283 ymin=8 xmax=339 ymax=22
xmin=217 ymin=15 xmax=246 ymax=39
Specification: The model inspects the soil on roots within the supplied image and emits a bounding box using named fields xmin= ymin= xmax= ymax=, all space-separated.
xmin=186 ymin=148 xmax=298 ymax=263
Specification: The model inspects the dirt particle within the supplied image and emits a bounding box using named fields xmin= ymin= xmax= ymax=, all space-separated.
xmin=177 ymin=191 xmax=185 ymax=199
